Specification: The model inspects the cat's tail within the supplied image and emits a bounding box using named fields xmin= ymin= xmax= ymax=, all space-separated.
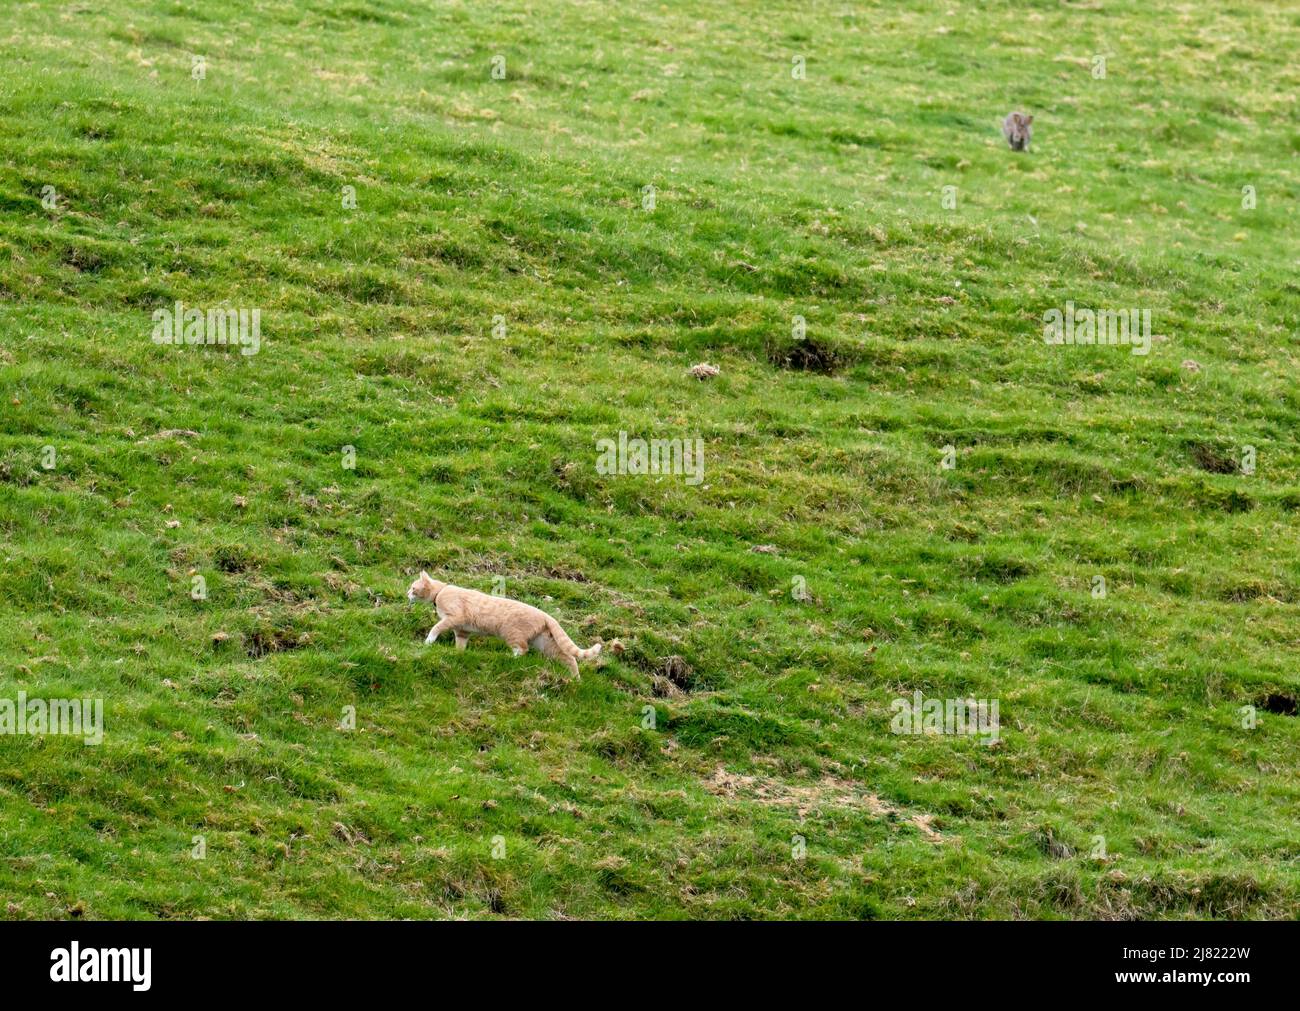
xmin=546 ymin=617 xmax=603 ymax=662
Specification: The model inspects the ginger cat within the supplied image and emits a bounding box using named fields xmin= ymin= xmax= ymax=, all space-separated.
xmin=407 ymin=572 xmax=602 ymax=678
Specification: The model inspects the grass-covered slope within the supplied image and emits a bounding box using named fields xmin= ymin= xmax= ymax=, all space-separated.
xmin=1 ymin=0 xmax=1298 ymax=919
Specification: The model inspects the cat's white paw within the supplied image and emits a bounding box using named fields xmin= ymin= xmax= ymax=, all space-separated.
xmin=425 ymin=629 xmax=438 ymax=645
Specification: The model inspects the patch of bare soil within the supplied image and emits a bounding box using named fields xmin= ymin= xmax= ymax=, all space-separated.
xmin=703 ymin=767 xmax=945 ymax=841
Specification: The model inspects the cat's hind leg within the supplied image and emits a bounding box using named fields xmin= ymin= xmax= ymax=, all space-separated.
xmin=454 ymin=632 xmax=469 ymax=651
xmin=532 ymin=632 xmax=580 ymax=680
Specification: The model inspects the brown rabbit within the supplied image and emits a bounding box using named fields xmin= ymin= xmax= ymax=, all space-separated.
xmin=1002 ymin=111 xmax=1033 ymax=151
xmin=407 ymin=571 xmax=601 ymax=678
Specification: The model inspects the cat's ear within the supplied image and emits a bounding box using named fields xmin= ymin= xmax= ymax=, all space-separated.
xmin=419 ymin=570 xmax=430 ymax=581
xmin=1025 ymin=115 xmax=1034 ymax=124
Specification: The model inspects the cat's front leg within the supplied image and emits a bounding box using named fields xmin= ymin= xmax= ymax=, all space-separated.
xmin=425 ymin=618 xmax=453 ymax=645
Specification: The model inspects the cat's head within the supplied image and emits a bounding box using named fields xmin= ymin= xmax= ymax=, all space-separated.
xmin=407 ymin=570 xmax=446 ymax=603
xmin=1005 ymin=112 xmax=1033 ymax=149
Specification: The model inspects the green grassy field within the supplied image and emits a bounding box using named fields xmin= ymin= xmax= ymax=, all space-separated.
xmin=2 ymin=0 xmax=1299 ymax=919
